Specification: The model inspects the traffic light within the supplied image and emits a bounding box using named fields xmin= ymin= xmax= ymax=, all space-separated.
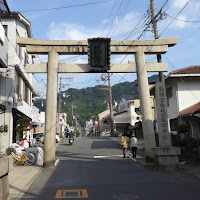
xmin=88 ymin=38 xmax=111 ymax=72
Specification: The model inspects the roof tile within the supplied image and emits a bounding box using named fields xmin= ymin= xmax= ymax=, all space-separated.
xmin=170 ymin=65 xmax=200 ymax=75
xmin=179 ymin=102 xmax=200 ymax=117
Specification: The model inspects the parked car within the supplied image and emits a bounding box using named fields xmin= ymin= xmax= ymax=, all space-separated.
xmin=34 ymin=133 xmax=60 ymax=144
xmin=33 ymin=133 xmax=44 ymax=146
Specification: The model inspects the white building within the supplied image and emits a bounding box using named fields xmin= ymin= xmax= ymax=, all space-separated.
xmin=165 ymin=65 xmax=200 ymax=139
xmin=114 ymin=95 xmax=142 ymax=134
xmin=98 ymin=109 xmax=110 ymax=134
xmin=0 ymin=1 xmax=9 ymax=155
xmin=151 ymin=65 xmax=200 ymax=140
xmin=0 ymin=10 xmax=40 ymax=155
xmin=85 ymin=119 xmax=94 ymax=136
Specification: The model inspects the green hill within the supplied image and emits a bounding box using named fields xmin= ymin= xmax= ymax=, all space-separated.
xmin=36 ymin=75 xmax=159 ymax=126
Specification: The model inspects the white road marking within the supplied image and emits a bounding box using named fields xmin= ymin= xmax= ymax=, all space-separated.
xmin=94 ymin=155 xmax=124 ymax=158
xmin=54 ymin=159 xmax=60 ymax=166
xmin=128 ymin=156 xmax=137 ymax=162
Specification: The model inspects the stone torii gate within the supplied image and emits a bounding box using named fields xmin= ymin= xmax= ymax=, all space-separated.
xmin=17 ymin=36 xmax=179 ymax=168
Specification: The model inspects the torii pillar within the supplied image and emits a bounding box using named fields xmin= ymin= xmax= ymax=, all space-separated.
xmin=44 ymin=51 xmax=59 ymax=167
xmin=135 ymin=51 xmax=156 ymax=159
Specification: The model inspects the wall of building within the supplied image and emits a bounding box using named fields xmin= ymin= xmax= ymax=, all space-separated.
xmin=0 ymin=15 xmax=39 ymax=154
xmin=118 ymin=98 xmax=129 ymax=113
xmin=177 ymin=78 xmax=200 ymax=112
xmin=98 ymin=109 xmax=110 ymax=133
xmin=0 ymin=75 xmax=14 ymax=155
xmin=0 ymin=23 xmax=8 ymax=68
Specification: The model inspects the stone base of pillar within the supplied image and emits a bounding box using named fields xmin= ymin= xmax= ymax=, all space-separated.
xmin=0 ymin=156 xmax=13 ymax=200
xmin=43 ymin=160 xmax=55 ymax=168
xmin=145 ymin=156 xmax=155 ymax=163
xmin=152 ymin=147 xmax=181 ymax=171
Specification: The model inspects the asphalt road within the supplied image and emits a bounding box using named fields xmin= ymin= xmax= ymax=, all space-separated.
xmin=21 ymin=137 xmax=200 ymax=200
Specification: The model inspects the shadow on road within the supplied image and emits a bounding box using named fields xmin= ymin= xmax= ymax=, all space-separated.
xmin=91 ymin=140 xmax=120 ymax=149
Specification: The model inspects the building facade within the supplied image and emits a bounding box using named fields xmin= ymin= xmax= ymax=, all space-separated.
xmin=0 ymin=10 xmax=40 ymax=155
xmin=114 ymin=95 xmax=142 ymax=134
xmin=151 ymin=65 xmax=200 ymax=141
xmin=165 ymin=65 xmax=200 ymax=139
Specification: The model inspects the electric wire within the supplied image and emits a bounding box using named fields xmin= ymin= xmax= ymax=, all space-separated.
xmin=166 ymin=13 xmax=200 ymax=23
xmin=159 ymin=1 xmax=190 ymax=37
xmin=110 ymin=0 xmax=131 ymax=37
xmin=101 ymin=0 xmax=117 ymax=37
xmin=106 ymin=0 xmax=124 ymax=37
xmin=18 ymin=0 xmax=116 ymax=13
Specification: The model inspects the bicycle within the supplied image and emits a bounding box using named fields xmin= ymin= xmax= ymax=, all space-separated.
xmin=7 ymin=147 xmax=36 ymax=166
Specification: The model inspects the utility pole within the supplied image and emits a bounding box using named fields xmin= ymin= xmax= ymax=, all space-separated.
xmin=58 ymin=77 xmax=73 ymax=136
xmin=100 ymin=74 xmax=114 ymax=136
xmin=71 ymin=103 xmax=77 ymax=130
xmin=72 ymin=103 xmax=74 ymax=128
xmin=150 ymin=0 xmax=164 ymax=82
xmin=107 ymin=73 xmax=114 ymax=136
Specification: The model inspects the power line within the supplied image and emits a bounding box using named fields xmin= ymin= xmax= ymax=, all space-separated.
xmin=18 ymin=0 xmax=115 ymax=13
xmin=110 ymin=0 xmax=132 ymax=37
xmin=166 ymin=13 xmax=200 ymax=23
xmin=106 ymin=0 xmax=124 ymax=37
xmin=164 ymin=0 xmax=178 ymax=12
xmin=117 ymin=0 xmax=170 ymax=80
xmin=101 ymin=0 xmax=117 ymax=37
xmin=159 ymin=1 xmax=190 ymax=37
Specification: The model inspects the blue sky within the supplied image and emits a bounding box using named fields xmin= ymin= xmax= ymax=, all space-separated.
xmin=6 ymin=0 xmax=200 ymax=97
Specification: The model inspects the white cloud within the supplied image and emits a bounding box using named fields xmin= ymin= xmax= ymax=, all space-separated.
xmin=101 ymin=19 xmax=109 ymax=24
xmin=163 ymin=0 xmax=200 ymax=30
xmin=170 ymin=15 xmax=189 ymax=28
xmin=47 ymin=22 xmax=102 ymax=40
xmin=173 ymin=0 xmax=188 ymax=9
xmin=73 ymin=59 xmax=87 ymax=64
xmin=47 ymin=11 xmax=142 ymax=40
xmin=112 ymin=55 xmax=134 ymax=64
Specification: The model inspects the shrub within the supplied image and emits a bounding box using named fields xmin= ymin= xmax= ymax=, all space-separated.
xmin=178 ymin=123 xmax=189 ymax=134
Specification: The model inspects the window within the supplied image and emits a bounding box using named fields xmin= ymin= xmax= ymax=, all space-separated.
xmin=25 ymin=84 xmax=29 ymax=104
xmin=166 ymin=87 xmax=172 ymax=107
xmin=16 ymin=30 xmax=22 ymax=59
xmin=24 ymin=52 xmax=29 ymax=64
xmin=14 ymin=73 xmax=20 ymax=95
xmin=166 ymin=87 xmax=172 ymax=99
xmin=23 ymin=81 xmax=25 ymax=101
xmin=23 ymin=82 xmax=29 ymax=104
xmin=3 ymin=25 xmax=8 ymax=36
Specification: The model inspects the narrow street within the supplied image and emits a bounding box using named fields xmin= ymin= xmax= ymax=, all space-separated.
xmin=20 ymin=137 xmax=200 ymax=200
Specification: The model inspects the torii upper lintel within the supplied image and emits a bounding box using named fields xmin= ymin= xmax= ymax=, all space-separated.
xmin=17 ymin=36 xmax=178 ymax=55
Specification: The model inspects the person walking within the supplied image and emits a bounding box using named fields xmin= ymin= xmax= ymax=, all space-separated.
xmin=130 ymin=135 xmax=138 ymax=158
xmin=121 ymin=134 xmax=130 ymax=158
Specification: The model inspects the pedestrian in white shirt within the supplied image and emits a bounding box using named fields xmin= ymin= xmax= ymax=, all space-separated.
xmin=130 ymin=135 xmax=137 ymax=158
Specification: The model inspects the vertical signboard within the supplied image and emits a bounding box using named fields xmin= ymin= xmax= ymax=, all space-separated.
xmin=88 ymin=38 xmax=111 ymax=72
xmin=155 ymin=82 xmax=171 ymax=147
